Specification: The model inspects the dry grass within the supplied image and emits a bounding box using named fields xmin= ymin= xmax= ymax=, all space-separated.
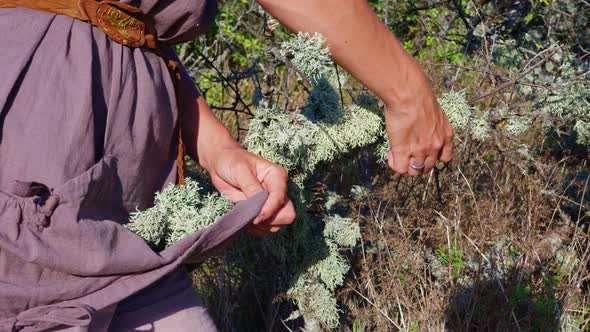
xmin=185 ymin=12 xmax=589 ymax=328
xmin=192 ymin=129 xmax=589 ymax=331
xmin=191 ymin=60 xmax=590 ymax=331
xmin=340 ymin=134 xmax=589 ymax=331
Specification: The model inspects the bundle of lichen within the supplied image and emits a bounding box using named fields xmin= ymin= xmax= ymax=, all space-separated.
xmin=246 ymin=102 xmax=383 ymax=185
xmin=442 ymin=38 xmax=590 ymax=147
xmin=243 ymin=33 xmax=371 ymax=328
xmin=126 ymin=33 xmax=368 ymax=329
xmin=266 ymin=192 xmax=361 ymax=329
xmin=126 ymin=177 xmax=232 ymax=248
xmin=537 ymin=59 xmax=590 ymax=146
xmin=246 ymin=34 xmax=384 ymax=185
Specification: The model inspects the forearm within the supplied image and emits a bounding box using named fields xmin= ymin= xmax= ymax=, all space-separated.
xmin=168 ymin=47 xmax=242 ymax=173
xmin=256 ymin=0 xmax=430 ymax=109
xmin=182 ymin=95 xmax=241 ymax=173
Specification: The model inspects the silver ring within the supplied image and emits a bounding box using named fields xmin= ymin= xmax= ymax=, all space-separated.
xmin=409 ymin=164 xmax=425 ymax=171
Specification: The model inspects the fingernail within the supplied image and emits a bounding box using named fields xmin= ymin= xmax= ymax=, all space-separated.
xmin=254 ymin=215 xmax=265 ymax=225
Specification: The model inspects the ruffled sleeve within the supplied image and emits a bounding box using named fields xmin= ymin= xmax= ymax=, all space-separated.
xmin=132 ymin=0 xmax=218 ymax=46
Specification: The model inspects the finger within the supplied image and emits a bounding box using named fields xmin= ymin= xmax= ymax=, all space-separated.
xmin=439 ymin=140 xmax=453 ymax=163
xmin=423 ymin=155 xmax=437 ymax=173
xmin=388 ymin=150 xmax=409 ymax=174
xmin=257 ymin=166 xmax=289 ymax=224
xmin=210 ymin=174 xmax=248 ymax=203
xmin=251 ymin=224 xmax=282 ymax=234
xmin=439 ymin=123 xmax=453 ymax=163
xmin=248 ymin=222 xmax=281 ymax=234
xmin=258 ymin=199 xmax=296 ymax=227
xmin=233 ymin=163 xmax=265 ymax=199
xmin=408 ymin=156 xmax=427 ymax=176
xmin=387 ymin=150 xmax=395 ymax=170
xmin=246 ymin=224 xmax=267 ymax=237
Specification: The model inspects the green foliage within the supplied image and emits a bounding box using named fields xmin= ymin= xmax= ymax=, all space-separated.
xmin=508 ymin=282 xmax=560 ymax=330
xmin=436 ymin=245 xmax=464 ymax=279
xmin=370 ymin=0 xmax=465 ymax=64
xmin=352 ymin=319 xmax=366 ymax=332
xmin=191 ymin=72 xmax=225 ymax=109
xmin=216 ymin=0 xmax=265 ymax=66
xmin=400 ymin=321 xmax=420 ymax=332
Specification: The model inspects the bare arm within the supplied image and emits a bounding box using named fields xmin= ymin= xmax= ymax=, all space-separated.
xmin=177 ymin=66 xmax=294 ymax=236
xmin=257 ymin=0 xmax=420 ymax=107
xmin=257 ymin=0 xmax=453 ymax=174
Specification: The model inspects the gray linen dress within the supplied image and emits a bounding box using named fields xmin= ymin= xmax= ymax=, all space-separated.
xmin=0 ymin=1 xmax=267 ymax=331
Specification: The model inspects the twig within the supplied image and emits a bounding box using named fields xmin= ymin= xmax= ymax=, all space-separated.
xmin=470 ymin=48 xmax=560 ymax=102
xmin=351 ymin=287 xmax=402 ymax=329
xmin=194 ymin=48 xmax=254 ymax=116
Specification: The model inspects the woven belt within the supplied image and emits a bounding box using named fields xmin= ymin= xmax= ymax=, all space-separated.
xmin=0 ymin=0 xmax=186 ymax=184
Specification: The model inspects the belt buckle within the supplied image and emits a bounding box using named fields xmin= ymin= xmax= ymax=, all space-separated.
xmin=96 ymin=1 xmax=145 ymax=48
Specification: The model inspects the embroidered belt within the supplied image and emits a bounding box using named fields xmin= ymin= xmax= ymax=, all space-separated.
xmin=0 ymin=0 xmax=187 ymax=184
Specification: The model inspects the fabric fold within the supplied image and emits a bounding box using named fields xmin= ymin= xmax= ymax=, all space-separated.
xmin=14 ymin=304 xmax=94 ymax=330
xmin=0 ymin=190 xmax=267 ymax=331
xmin=0 ymin=156 xmax=162 ymax=276
xmin=0 ymin=1 xmax=229 ymax=330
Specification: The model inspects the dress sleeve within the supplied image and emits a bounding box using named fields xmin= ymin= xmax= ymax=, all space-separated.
xmin=137 ymin=0 xmax=219 ymax=46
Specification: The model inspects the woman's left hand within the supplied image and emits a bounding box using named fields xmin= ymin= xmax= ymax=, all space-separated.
xmin=183 ymin=94 xmax=295 ymax=237
xmin=205 ymin=147 xmax=296 ymax=237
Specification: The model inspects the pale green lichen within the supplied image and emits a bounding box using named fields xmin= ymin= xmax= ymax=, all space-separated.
xmin=245 ymin=101 xmax=383 ymax=184
xmin=324 ymin=191 xmax=345 ymax=212
xmin=281 ymin=32 xmax=332 ymax=83
xmin=323 ymin=215 xmax=362 ymax=248
xmin=505 ymin=115 xmax=532 ymax=137
xmin=471 ymin=112 xmax=492 ymax=141
xmin=289 ymin=279 xmax=341 ymax=329
xmin=573 ymin=120 xmax=590 ymax=146
xmin=439 ymin=91 xmax=473 ymax=130
xmin=127 ymin=177 xmax=231 ymax=248
xmin=245 ymin=33 xmax=372 ymax=328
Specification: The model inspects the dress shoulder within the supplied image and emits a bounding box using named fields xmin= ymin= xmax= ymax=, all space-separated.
xmin=132 ymin=0 xmax=218 ymax=46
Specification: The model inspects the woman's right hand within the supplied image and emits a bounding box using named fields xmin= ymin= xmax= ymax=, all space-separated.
xmin=384 ymin=76 xmax=453 ymax=176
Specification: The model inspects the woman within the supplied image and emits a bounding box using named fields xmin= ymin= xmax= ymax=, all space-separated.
xmin=0 ymin=0 xmax=452 ymax=331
